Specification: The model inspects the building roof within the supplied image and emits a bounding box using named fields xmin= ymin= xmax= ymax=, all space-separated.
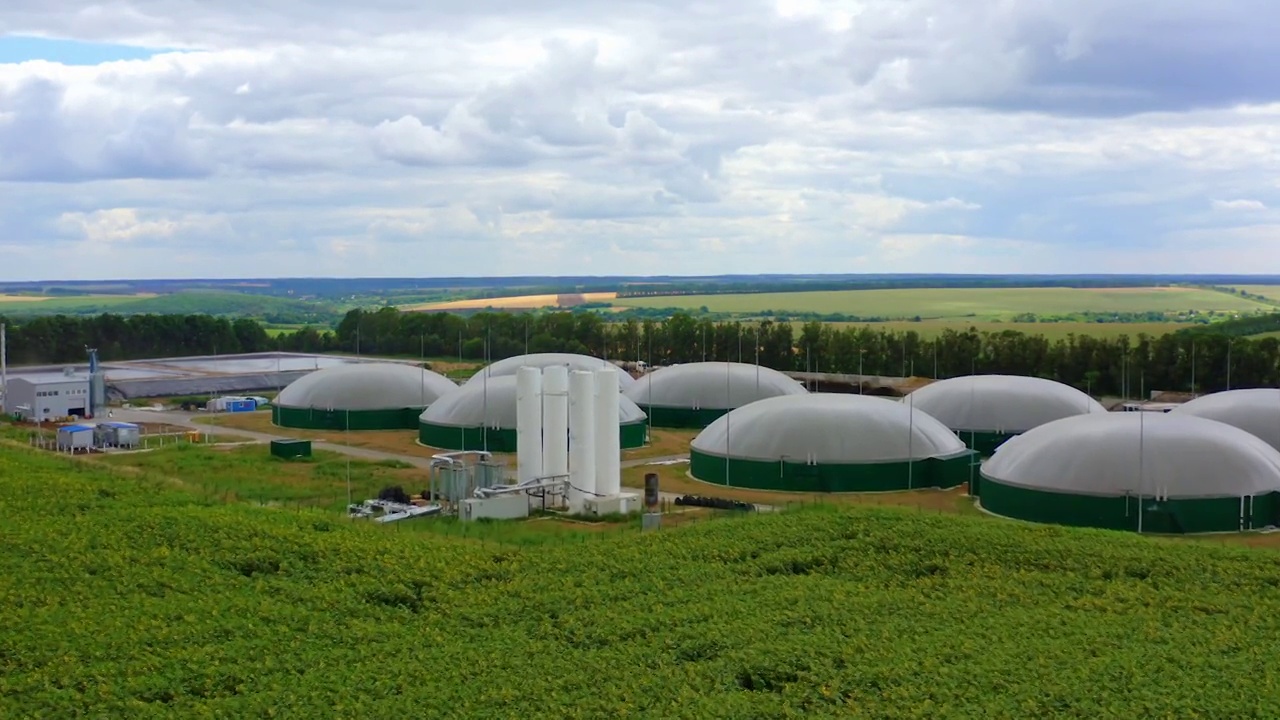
xmin=903 ymin=374 xmax=1106 ymax=433
xmin=624 ymin=362 xmax=807 ymax=409
xmin=1172 ymin=388 xmax=1280 ymax=452
xmin=9 ymin=372 xmax=91 ymax=385
xmin=58 ymin=424 xmax=95 ymax=432
xmin=276 ymin=363 xmax=458 ymax=411
xmin=982 ymin=413 xmax=1280 ymax=499
xmin=691 ymin=393 xmax=966 ymax=464
xmin=421 ymin=374 xmax=647 ymax=428
xmin=465 ymin=353 xmax=637 ymax=389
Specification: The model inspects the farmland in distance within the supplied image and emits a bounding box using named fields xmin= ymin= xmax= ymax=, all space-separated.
xmin=815 ymin=320 xmax=1187 ymax=341
xmin=612 ymin=286 xmax=1272 ymax=320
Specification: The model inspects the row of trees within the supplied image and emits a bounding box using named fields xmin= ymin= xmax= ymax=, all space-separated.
xmin=2 ymin=314 xmax=274 ymax=364
xmin=4 ymin=309 xmax=1279 ymax=396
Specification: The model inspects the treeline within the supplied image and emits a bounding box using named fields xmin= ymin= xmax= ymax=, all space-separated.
xmin=311 ymin=309 xmax=1280 ymax=395
xmin=5 ymin=309 xmax=1280 ymax=396
xmin=1 ymin=314 xmax=275 ymax=364
xmin=1176 ymin=313 xmax=1280 ymax=338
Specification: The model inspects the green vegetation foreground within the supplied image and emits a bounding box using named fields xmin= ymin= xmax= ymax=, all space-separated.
xmin=4 ymin=445 xmax=1280 ymax=717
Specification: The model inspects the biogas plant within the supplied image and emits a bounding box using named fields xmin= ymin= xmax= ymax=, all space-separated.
xmin=7 ymin=344 xmax=1280 ymax=536
xmin=254 ymin=353 xmax=1280 ymax=536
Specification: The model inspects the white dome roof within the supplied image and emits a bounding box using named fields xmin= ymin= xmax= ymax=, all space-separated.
xmin=421 ymin=374 xmax=647 ymax=428
xmin=982 ymin=413 xmax=1280 ymax=498
xmin=465 ymin=353 xmax=636 ymax=389
xmin=1172 ymin=389 xmax=1280 ymax=452
xmin=691 ymin=393 xmax=966 ymax=464
xmin=904 ymin=375 xmax=1106 ymax=433
xmin=277 ymin=363 xmax=458 ymax=410
xmin=624 ymin=362 xmax=807 ymax=409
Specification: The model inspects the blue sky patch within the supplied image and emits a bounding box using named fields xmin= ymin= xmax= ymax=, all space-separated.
xmin=0 ymin=35 xmax=175 ymax=65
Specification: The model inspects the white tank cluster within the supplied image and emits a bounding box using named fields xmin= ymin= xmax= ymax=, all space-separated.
xmin=516 ymin=365 xmax=636 ymax=515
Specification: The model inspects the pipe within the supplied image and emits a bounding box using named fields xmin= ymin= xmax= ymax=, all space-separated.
xmin=594 ymin=368 xmax=621 ymax=497
xmin=516 ymin=366 xmax=543 ymax=485
xmin=568 ymin=370 xmax=597 ymax=508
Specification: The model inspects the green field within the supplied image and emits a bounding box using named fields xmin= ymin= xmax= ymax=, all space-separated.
xmin=820 ymin=320 xmax=1185 ymax=341
xmin=1229 ymin=285 xmax=1280 ymax=302
xmin=7 ymin=440 xmax=1280 ymax=715
xmin=95 ymin=444 xmax=423 ymax=513
xmin=615 ymin=286 xmax=1272 ymax=320
xmin=0 ymin=293 xmax=150 ymax=313
xmin=0 ymin=291 xmax=340 ymax=321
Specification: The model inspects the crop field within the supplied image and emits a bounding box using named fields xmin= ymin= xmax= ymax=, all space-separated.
xmin=403 ymin=291 xmax=617 ymax=311
xmin=614 ymin=286 xmax=1272 ymax=320
xmin=7 ymin=443 xmax=1280 ymax=716
xmin=814 ymin=320 xmax=1185 ymax=341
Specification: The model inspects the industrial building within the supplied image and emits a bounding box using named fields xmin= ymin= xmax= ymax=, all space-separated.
xmin=5 ymin=372 xmax=91 ymax=421
xmin=273 ymin=363 xmax=459 ymax=430
xmin=978 ymin=413 xmax=1280 ymax=533
xmin=419 ymin=373 xmax=648 ymax=451
xmin=623 ymin=361 xmax=808 ymax=428
xmin=903 ymin=375 xmax=1106 ymax=455
xmin=464 ymin=353 xmax=638 ymax=390
xmin=689 ymin=394 xmax=975 ymax=492
xmin=1171 ymin=388 xmax=1280 ymax=452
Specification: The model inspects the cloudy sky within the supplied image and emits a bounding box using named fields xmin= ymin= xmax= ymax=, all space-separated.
xmin=2 ymin=0 xmax=1278 ymax=280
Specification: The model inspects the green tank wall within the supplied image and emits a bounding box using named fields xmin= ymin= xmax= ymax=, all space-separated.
xmin=272 ymin=405 xmax=423 ymax=430
xmin=956 ymin=430 xmax=1016 ymax=457
xmin=978 ymin=475 xmax=1280 ymax=534
xmin=418 ymin=422 xmax=649 ymax=452
xmin=688 ymin=450 xmax=975 ymax=492
xmin=640 ymin=405 xmax=728 ymax=429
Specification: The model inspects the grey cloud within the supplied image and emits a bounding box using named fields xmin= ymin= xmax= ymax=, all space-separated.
xmin=0 ymin=77 xmax=211 ymax=181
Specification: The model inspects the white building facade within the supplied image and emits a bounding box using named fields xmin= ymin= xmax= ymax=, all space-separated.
xmin=6 ymin=374 xmax=91 ymax=421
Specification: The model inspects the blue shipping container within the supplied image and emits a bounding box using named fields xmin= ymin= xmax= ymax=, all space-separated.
xmin=226 ymin=400 xmax=255 ymax=413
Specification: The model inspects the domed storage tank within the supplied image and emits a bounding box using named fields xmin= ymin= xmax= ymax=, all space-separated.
xmin=465 ymin=353 xmax=637 ymax=390
xmin=1172 ymin=388 xmax=1280 ymax=453
xmin=979 ymin=413 xmax=1280 ymax=533
xmin=624 ymin=362 xmax=808 ymax=428
xmin=419 ymin=374 xmax=648 ymax=451
xmin=272 ymin=363 xmax=458 ymax=430
xmin=903 ymin=375 xmax=1106 ymax=455
xmin=689 ymin=394 xmax=975 ymax=492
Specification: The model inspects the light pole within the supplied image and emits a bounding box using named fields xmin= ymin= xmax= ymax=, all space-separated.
xmin=1226 ymin=340 xmax=1232 ymax=391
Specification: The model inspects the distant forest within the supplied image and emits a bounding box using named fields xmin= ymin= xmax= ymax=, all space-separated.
xmin=4 ymin=309 xmax=1279 ymax=396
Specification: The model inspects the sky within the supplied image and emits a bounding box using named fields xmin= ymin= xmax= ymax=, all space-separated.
xmin=1 ymin=0 xmax=1279 ymax=281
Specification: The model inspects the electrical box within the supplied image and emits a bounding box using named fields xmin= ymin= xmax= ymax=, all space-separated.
xmin=270 ymin=439 xmax=312 ymax=459
xmin=460 ymin=494 xmax=530 ymax=522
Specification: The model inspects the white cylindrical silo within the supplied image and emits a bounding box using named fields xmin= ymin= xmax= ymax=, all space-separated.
xmin=569 ymin=370 xmax=597 ymax=506
xmin=516 ymin=366 xmax=543 ymax=485
xmin=594 ymin=368 xmax=621 ymax=497
xmin=542 ymin=365 xmax=570 ymax=481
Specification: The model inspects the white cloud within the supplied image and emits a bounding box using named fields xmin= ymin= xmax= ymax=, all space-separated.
xmin=1211 ymin=198 xmax=1267 ymax=212
xmin=2 ymin=0 xmax=1280 ymax=278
